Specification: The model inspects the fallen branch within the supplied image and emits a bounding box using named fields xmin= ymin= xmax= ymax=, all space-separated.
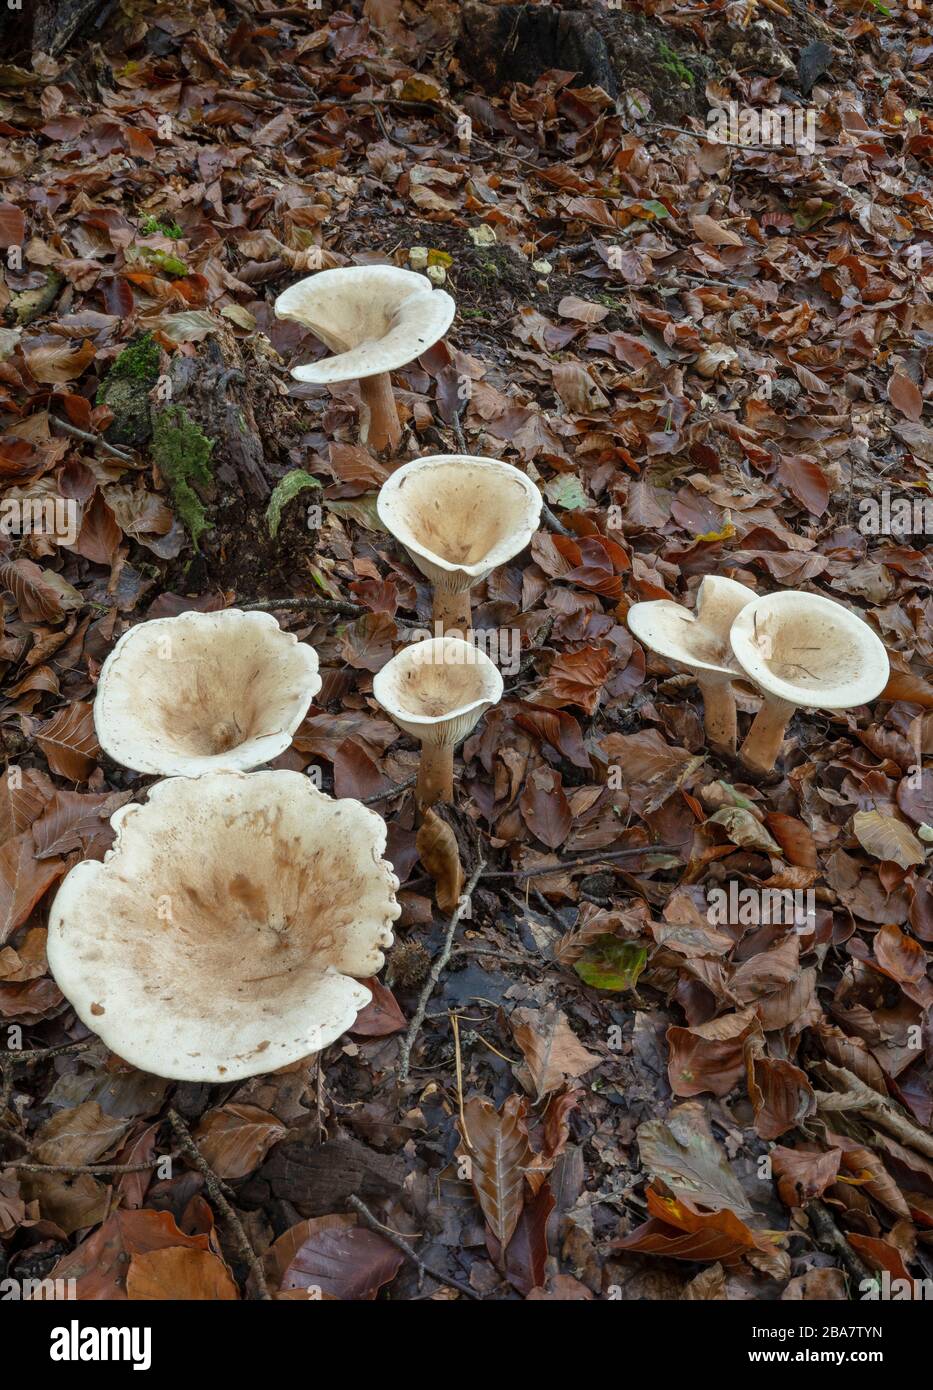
xmin=348 ymin=1194 xmax=480 ymax=1300
xmin=0 ymin=1038 xmax=95 ymax=1065
xmin=240 ymin=596 xmax=363 ymax=618
xmin=807 ymin=1200 xmax=873 ymax=1288
xmin=167 ymin=1108 xmax=271 ymax=1301
xmin=397 ymin=858 xmax=486 ymax=1084
xmin=50 ymin=416 xmax=135 ymax=464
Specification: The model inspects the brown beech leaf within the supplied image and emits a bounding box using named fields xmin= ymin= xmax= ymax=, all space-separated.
xmin=0 ymin=833 xmax=66 ymax=945
xmin=0 ymin=557 xmax=67 ymax=623
xmin=35 ymin=701 xmax=100 ymax=781
xmin=557 ymin=294 xmax=609 ymax=323
xmin=776 ymin=455 xmax=830 ymax=516
xmin=458 ymin=1094 xmax=530 ymax=1248
xmin=332 ymin=738 xmax=388 ymax=801
xmin=34 ymin=1101 xmax=131 ymax=1167
xmin=515 ymin=705 xmax=591 ymax=769
xmin=533 ymin=646 xmax=610 ymax=715
xmin=747 ymin=1054 xmax=815 ymax=1140
xmin=763 ymin=812 xmax=818 ymax=868
xmin=511 ymin=1006 xmax=600 ymax=1098
xmin=690 ymin=213 xmax=744 ymax=246
xmin=887 ymin=371 xmax=923 ymax=422
xmin=852 ymin=810 xmax=925 ymax=869
xmin=25 ymin=339 xmax=96 ymax=385
xmin=637 ymin=1101 xmax=752 ymax=1214
xmin=264 ymin=1213 xmax=403 ymax=1299
xmin=70 ymin=490 xmax=122 ymax=566
xmin=873 ymin=922 xmax=928 ymax=986
xmin=519 ymin=767 xmax=572 ymax=850
xmin=339 ymin=611 xmax=397 ymax=672
xmin=416 ymin=807 xmax=462 ymax=913
xmin=0 ymin=201 xmax=25 ymax=247
xmin=0 ymin=765 xmax=55 ymax=845
xmin=194 ymin=1104 xmax=288 ymax=1180
xmin=50 ymin=1208 xmax=214 ymax=1298
xmin=127 ymin=1246 xmax=239 ymax=1300
xmin=31 ymin=788 xmax=131 ymax=860
xmin=613 ymin=1186 xmax=774 ymax=1269
xmin=500 ymin=1180 xmax=555 ymax=1296
xmin=770 ymin=1145 xmax=842 ymax=1207
xmin=667 ymin=1008 xmax=762 ymax=1098
xmin=350 ymin=977 xmax=406 ymax=1036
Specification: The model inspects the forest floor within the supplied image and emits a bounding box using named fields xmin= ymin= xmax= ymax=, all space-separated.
xmin=1 ymin=0 xmax=932 ymax=1303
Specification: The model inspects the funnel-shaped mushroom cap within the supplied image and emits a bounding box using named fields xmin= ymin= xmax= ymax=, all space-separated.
xmin=274 ymin=266 xmax=455 ymax=384
xmin=377 ymin=454 xmax=543 ymax=592
xmin=94 ymin=609 xmax=321 ymax=777
xmin=729 ymin=590 xmax=890 ymax=709
xmin=627 ymin=575 xmax=757 ymax=677
xmin=373 ymin=635 xmax=504 ymax=746
xmin=47 ymin=772 xmax=400 ymax=1082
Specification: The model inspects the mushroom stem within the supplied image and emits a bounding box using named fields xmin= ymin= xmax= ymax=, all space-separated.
xmin=697 ymin=676 xmax=738 ymax=755
xmin=739 ymin=695 xmax=796 ymax=774
xmin=432 ymin=586 xmax=472 ymax=638
xmin=417 ymin=742 xmax=455 ymax=809
xmin=359 ymin=372 xmax=402 ymax=453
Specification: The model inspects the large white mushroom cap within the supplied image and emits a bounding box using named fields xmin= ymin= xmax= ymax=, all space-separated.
xmin=94 ymin=609 xmax=321 ymax=776
xmin=47 ymin=772 xmax=400 ymax=1082
xmin=373 ymin=635 xmax=504 ymax=746
xmin=729 ymin=590 xmax=890 ymax=710
xmin=627 ymin=575 xmax=756 ymax=677
xmin=377 ymin=454 xmax=543 ymax=592
xmin=274 ymin=266 xmax=455 ymax=384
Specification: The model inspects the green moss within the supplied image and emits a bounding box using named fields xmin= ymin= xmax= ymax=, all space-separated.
xmin=140 ymin=247 xmax=188 ymax=277
xmin=151 ymin=406 xmax=214 ymax=549
xmin=98 ymin=334 xmax=160 ymax=396
xmin=95 ymin=334 xmax=161 ymax=446
xmin=657 ymin=39 xmax=694 ymax=86
xmin=138 ymin=214 xmax=183 ymax=239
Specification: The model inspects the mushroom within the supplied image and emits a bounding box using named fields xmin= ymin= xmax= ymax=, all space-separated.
xmin=377 ymin=454 xmax=543 ymax=635
xmin=373 ymin=634 xmax=504 ymax=808
xmin=94 ymin=608 xmax=321 ymax=777
xmin=47 ymin=771 xmax=400 ymax=1082
xmin=627 ymin=576 xmax=757 ymax=755
xmin=729 ymin=589 xmax=890 ymax=775
xmin=274 ymin=266 xmax=455 ymax=453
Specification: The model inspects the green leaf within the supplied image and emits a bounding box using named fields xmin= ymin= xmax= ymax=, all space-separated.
xmin=574 ymin=935 xmax=647 ymax=992
xmin=265 ymin=469 xmax=321 ymax=539
xmin=544 ymin=475 xmax=588 ymax=510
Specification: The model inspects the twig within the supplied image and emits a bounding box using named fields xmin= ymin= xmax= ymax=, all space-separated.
xmin=481 ymin=844 xmax=678 ymax=881
xmin=9 ymin=1155 xmax=176 ymax=1175
xmin=541 ymin=501 xmax=573 ymax=537
xmin=397 ymin=858 xmax=486 ymax=1084
xmin=0 ymin=1039 xmax=95 ymax=1065
xmin=240 ymin=596 xmax=363 ymax=618
xmin=49 ymin=417 xmax=135 ymax=463
xmin=363 ymin=773 xmax=418 ymax=805
xmin=167 ymin=1109 xmax=271 ymax=1300
xmin=807 ymin=1200 xmax=873 ymax=1288
xmin=348 ymin=1194 xmax=479 ymax=1300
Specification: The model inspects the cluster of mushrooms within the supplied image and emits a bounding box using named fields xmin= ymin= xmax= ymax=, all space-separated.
xmin=46 ymin=262 xmax=890 ymax=1084
xmin=628 ymin=578 xmax=890 ymax=774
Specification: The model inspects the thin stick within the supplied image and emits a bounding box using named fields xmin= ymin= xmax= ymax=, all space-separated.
xmin=451 ymin=1013 xmax=470 ymax=1149
xmin=807 ymin=1200 xmax=873 ymax=1288
xmin=397 ymin=858 xmax=486 ymax=1084
xmin=167 ymin=1109 xmax=271 ymax=1301
xmin=1 ymin=1038 xmax=95 ymax=1065
xmin=481 ymin=844 xmax=677 ymax=881
xmin=10 ymin=1156 xmax=176 ymax=1175
xmin=363 ymin=773 xmax=418 ymax=806
xmin=348 ymin=1194 xmax=480 ymax=1299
